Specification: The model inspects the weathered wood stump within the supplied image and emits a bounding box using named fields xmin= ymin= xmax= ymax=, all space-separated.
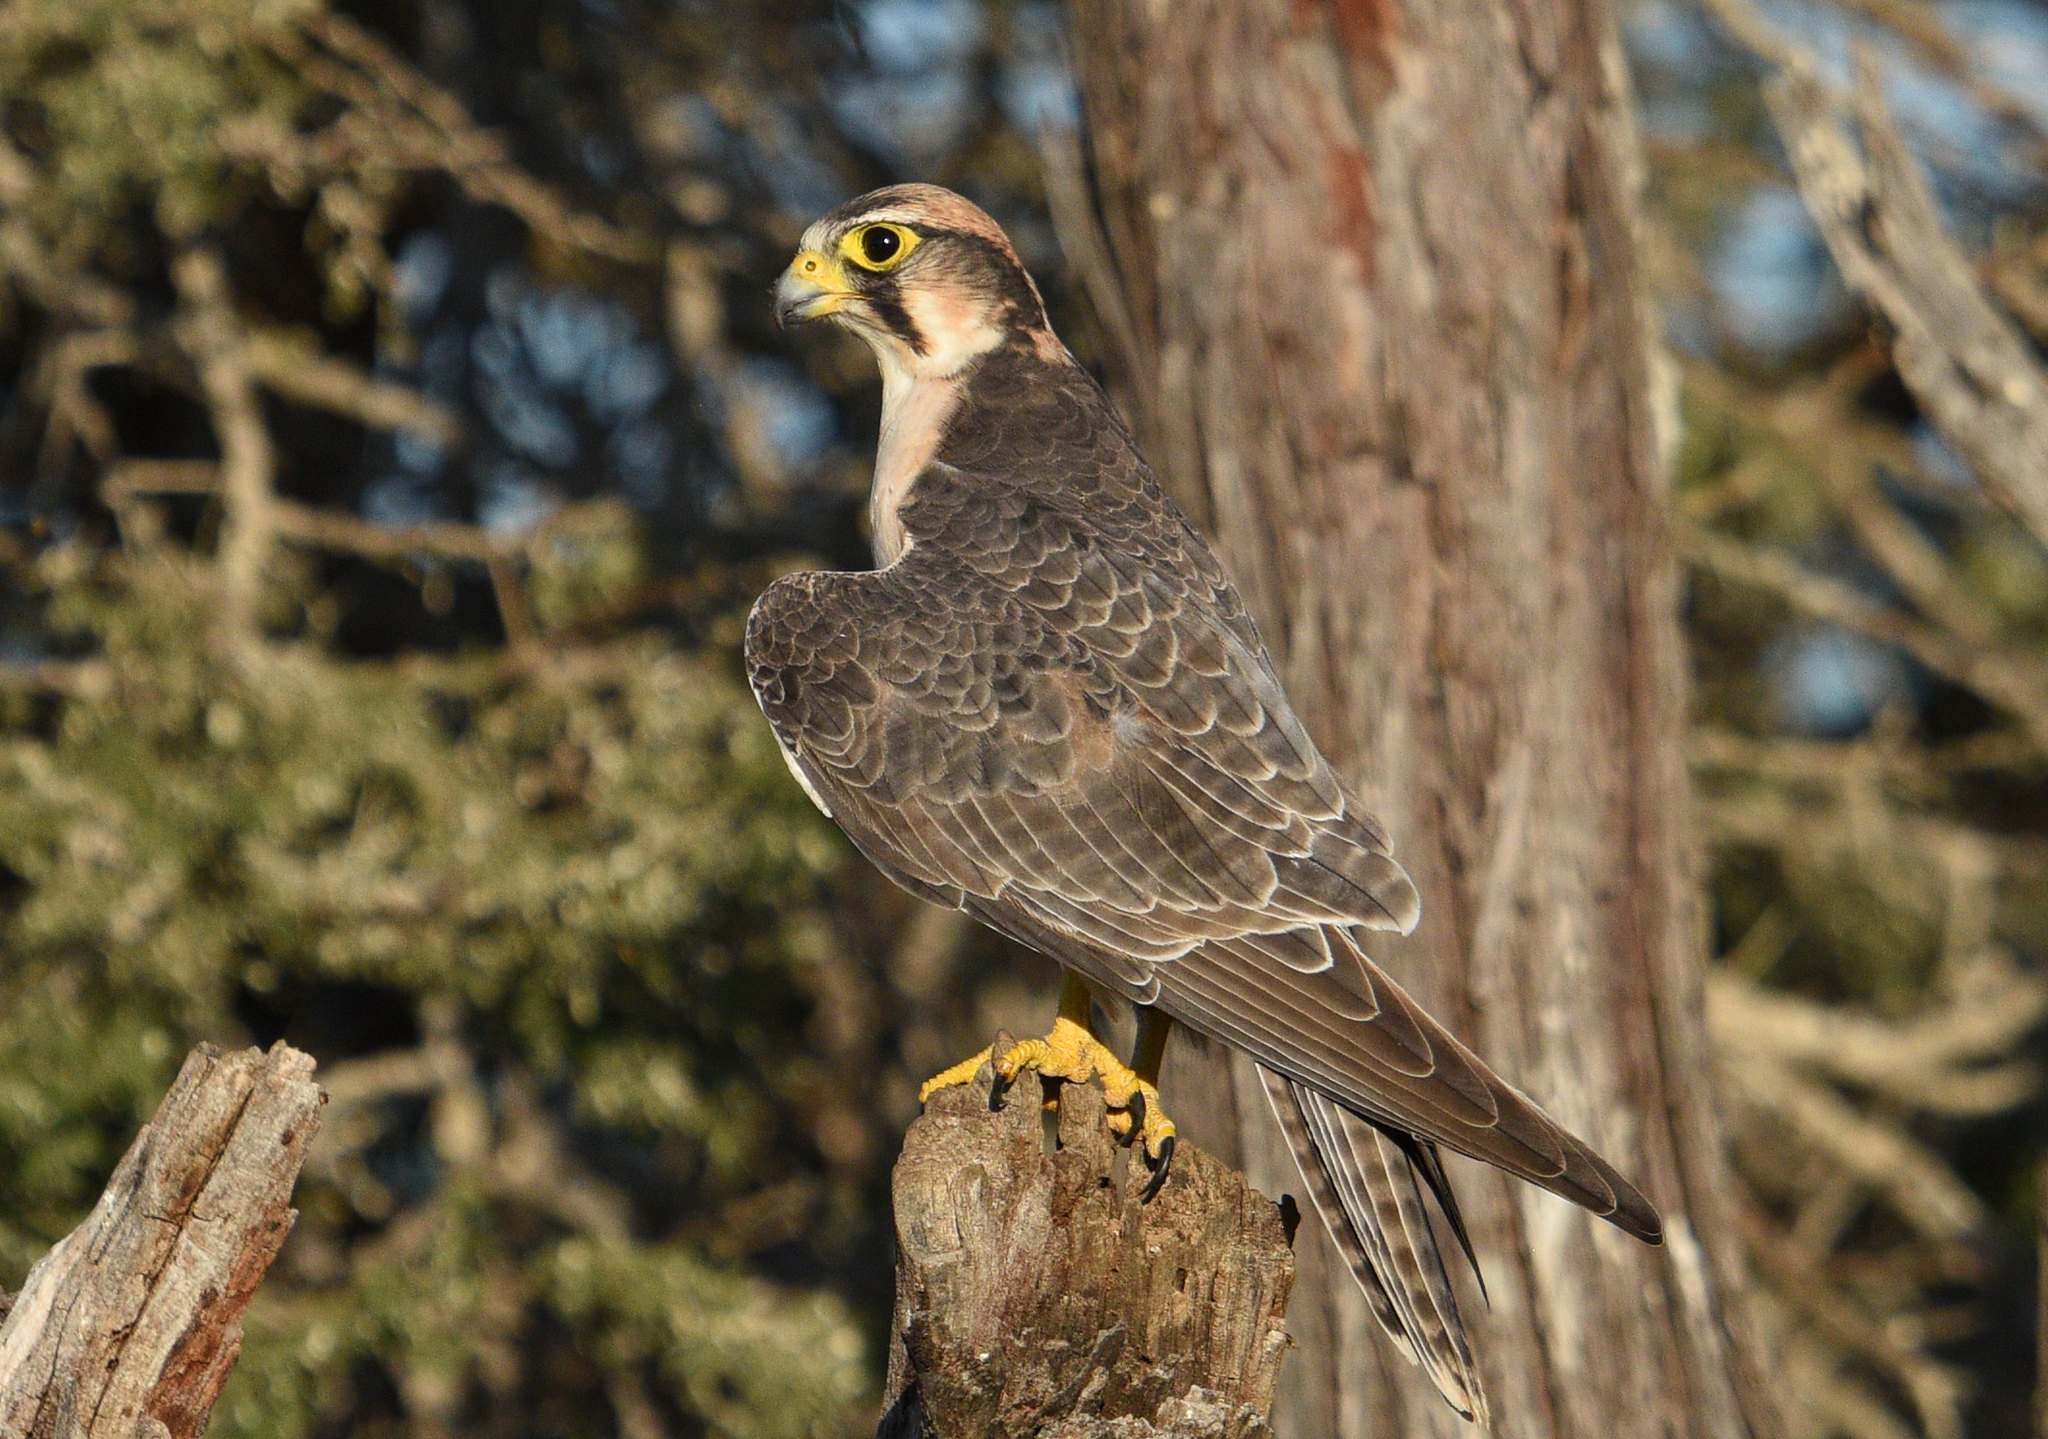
xmin=878 ymin=1050 xmax=1295 ymax=1438
xmin=0 ymin=1042 xmax=324 ymax=1439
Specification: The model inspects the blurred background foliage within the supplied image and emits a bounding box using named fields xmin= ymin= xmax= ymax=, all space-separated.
xmin=0 ymin=0 xmax=2043 ymax=1436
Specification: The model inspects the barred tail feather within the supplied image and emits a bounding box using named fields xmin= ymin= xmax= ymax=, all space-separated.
xmin=1259 ymin=1066 xmax=1489 ymax=1423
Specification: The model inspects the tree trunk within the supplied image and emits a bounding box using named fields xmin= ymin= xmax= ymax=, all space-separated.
xmin=1058 ymin=4 xmax=1785 ymax=1436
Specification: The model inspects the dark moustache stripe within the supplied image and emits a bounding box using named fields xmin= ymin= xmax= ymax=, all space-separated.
xmin=865 ymin=282 xmax=926 ymax=356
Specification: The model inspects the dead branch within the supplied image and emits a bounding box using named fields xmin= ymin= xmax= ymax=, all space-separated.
xmin=1694 ymin=353 xmax=2009 ymax=651
xmin=244 ymin=331 xmax=461 ymax=445
xmin=1705 ymin=0 xmax=2048 ymax=550
xmin=879 ymin=1060 xmax=1293 ymax=1439
xmin=0 ymin=136 xmax=134 ymax=328
xmin=1743 ymin=1208 xmax=1968 ymax=1439
xmin=99 ymin=461 xmax=522 ymax=567
xmin=235 ymin=14 xmax=657 ymax=267
xmin=33 ymin=330 xmax=135 ymax=484
xmin=1723 ymin=1052 xmax=1990 ymax=1241
xmin=1690 ymin=727 xmax=2037 ymax=795
xmin=271 ymin=499 xmax=512 ymax=563
xmin=172 ymin=249 xmax=278 ymax=637
xmin=1699 ymin=784 xmax=2048 ymax=884
xmin=1842 ymin=0 xmax=2048 ymax=141
xmin=1706 ymin=955 xmax=2039 ymax=1439
xmin=1680 ymin=523 xmax=2048 ymax=753
xmin=0 ymin=1043 xmax=325 ymax=1439
xmin=1708 ymin=965 xmax=2046 ymax=1118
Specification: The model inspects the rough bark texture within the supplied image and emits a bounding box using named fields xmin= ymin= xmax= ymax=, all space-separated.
xmin=1057 ymin=4 xmax=1785 ymax=1436
xmin=878 ymin=1052 xmax=1294 ymax=1438
xmin=0 ymin=1043 xmax=324 ymax=1439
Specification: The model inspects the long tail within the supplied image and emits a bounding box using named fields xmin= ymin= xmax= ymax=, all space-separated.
xmin=1259 ymin=1066 xmax=1489 ymax=1424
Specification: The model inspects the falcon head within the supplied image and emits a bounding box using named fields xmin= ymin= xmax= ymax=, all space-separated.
xmin=775 ymin=184 xmax=1055 ymax=383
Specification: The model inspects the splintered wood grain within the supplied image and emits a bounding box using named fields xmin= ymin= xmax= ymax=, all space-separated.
xmin=879 ymin=1067 xmax=1293 ymax=1438
xmin=0 ymin=1043 xmax=324 ymax=1439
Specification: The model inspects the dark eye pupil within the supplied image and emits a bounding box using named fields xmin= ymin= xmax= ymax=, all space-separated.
xmin=861 ymin=227 xmax=901 ymax=265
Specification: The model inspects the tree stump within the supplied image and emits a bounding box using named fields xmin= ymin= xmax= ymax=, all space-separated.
xmin=0 ymin=1042 xmax=324 ymax=1439
xmin=879 ymin=1051 xmax=1295 ymax=1438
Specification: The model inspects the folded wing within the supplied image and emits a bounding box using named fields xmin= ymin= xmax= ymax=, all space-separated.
xmin=744 ymin=525 xmax=1661 ymax=1245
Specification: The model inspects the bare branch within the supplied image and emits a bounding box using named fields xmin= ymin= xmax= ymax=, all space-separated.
xmin=1709 ymin=967 xmax=2046 ymax=1117
xmin=241 ymin=14 xmax=658 ymax=268
xmin=1690 ymin=727 xmax=2036 ymax=794
xmin=245 ymin=332 xmax=462 ymax=445
xmin=272 ymin=498 xmax=512 ymax=563
xmin=1705 ymin=0 xmax=2048 ymax=548
xmin=1742 ymin=1208 xmax=1968 ymax=1439
xmin=1723 ymin=1052 xmax=1988 ymax=1241
xmin=1680 ymin=524 xmax=2048 ymax=752
xmin=172 ymin=249 xmax=278 ymax=637
xmin=1701 ymin=783 xmax=2048 ymax=883
xmin=0 ymin=1044 xmax=324 ymax=1439
xmin=0 ymin=136 xmax=134 ymax=327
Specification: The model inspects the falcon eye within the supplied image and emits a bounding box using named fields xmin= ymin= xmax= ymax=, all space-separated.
xmin=844 ymin=222 xmax=919 ymax=273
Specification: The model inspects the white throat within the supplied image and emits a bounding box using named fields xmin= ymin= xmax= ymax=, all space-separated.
xmin=870 ymin=353 xmax=960 ymax=567
xmin=864 ymin=289 xmax=1002 ymax=567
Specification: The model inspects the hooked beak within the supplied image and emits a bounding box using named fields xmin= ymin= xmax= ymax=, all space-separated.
xmin=774 ymin=250 xmax=852 ymax=329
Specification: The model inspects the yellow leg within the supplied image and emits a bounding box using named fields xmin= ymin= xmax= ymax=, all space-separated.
xmin=1131 ymin=1006 xmax=1172 ymax=1082
xmin=986 ymin=973 xmax=1098 ymax=1085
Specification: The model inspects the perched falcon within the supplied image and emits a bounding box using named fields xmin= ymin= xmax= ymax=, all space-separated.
xmin=748 ymin=184 xmax=1662 ymax=1422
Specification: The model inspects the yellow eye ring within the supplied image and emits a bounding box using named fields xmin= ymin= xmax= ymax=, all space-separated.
xmin=842 ymin=223 xmax=920 ymax=273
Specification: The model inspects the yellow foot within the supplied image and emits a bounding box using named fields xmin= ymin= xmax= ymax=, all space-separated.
xmin=1103 ymin=1074 xmax=1179 ymax=1199
xmin=988 ymin=1017 xmax=1178 ymax=1200
xmin=917 ymin=1041 xmax=1054 ymax=1112
xmin=918 ymin=979 xmax=1179 ymax=1200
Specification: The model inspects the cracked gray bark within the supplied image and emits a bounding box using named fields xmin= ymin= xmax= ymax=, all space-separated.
xmin=1055 ymin=1 xmax=1788 ymax=1435
xmin=878 ymin=1059 xmax=1294 ymax=1438
xmin=0 ymin=1043 xmax=324 ymax=1439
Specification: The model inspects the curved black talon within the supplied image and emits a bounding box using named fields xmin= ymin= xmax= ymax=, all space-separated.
xmin=1122 ymin=1090 xmax=1147 ymax=1144
xmin=1140 ymin=1134 xmax=1175 ymax=1203
xmin=986 ymin=1031 xmax=1018 ymax=1112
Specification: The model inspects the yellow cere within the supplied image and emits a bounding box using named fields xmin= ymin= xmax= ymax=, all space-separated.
xmin=790 ymin=249 xmax=850 ymax=289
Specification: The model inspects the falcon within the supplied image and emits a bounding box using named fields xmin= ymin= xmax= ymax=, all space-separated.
xmin=749 ymin=184 xmax=1662 ymax=1422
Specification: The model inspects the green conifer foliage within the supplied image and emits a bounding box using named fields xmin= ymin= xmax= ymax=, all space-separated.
xmin=0 ymin=0 xmax=938 ymax=1422
xmin=2 ymin=531 xmax=877 ymax=1436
